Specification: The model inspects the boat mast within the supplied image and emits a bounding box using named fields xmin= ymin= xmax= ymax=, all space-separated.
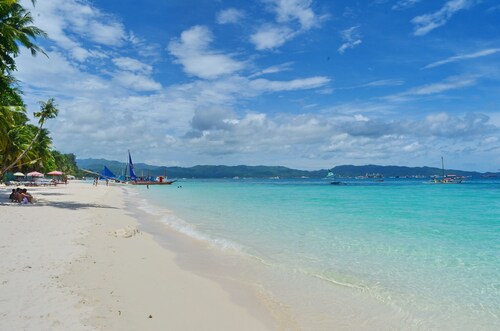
xmin=441 ymin=156 xmax=445 ymax=177
xmin=127 ymin=150 xmax=130 ymax=178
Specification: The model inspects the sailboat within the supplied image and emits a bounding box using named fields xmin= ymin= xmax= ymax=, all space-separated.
xmin=430 ymin=157 xmax=464 ymax=184
xmin=327 ymin=169 xmax=347 ymax=185
xmin=100 ymin=166 xmax=117 ymax=180
xmin=127 ymin=151 xmax=177 ymax=185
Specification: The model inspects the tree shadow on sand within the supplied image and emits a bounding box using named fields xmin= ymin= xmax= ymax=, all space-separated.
xmin=33 ymin=192 xmax=67 ymax=196
xmin=35 ymin=200 xmax=118 ymax=210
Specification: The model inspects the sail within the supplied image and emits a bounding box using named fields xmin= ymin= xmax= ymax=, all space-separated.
xmin=128 ymin=151 xmax=137 ymax=180
xmin=100 ymin=166 xmax=116 ymax=180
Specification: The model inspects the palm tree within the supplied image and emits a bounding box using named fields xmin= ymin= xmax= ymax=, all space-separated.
xmin=1 ymin=122 xmax=36 ymax=170
xmin=0 ymin=0 xmax=46 ymax=178
xmin=0 ymin=98 xmax=59 ymax=177
xmin=0 ymin=73 xmax=25 ymax=152
xmin=27 ymin=126 xmax=55 ymax=172
xmin=0 ymin=0 xmax=46 ymax=73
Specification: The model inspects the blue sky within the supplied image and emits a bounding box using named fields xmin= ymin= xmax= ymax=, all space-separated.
xmin=16 ymin=0 xmax=500 ymax=171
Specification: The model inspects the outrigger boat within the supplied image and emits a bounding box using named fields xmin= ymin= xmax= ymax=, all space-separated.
xmin=83 ymin=152 xmax=177 ymax=185
xmin=131 ymin=177 xmax=176 ymax=185
xmin=127 ymin=151 xmax=177 ymax=185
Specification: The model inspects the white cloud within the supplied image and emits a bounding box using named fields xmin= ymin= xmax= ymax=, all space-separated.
xmin=249 ymin=62 xmax=294 ymax=78
xmin=406 ymin=76 xmax=477 ymax=95
xmin=16 ymin=50 xmax=101 ymax=98
xmin=23 ymin=0 xmax=127 ymax=63
xmin=392 ymin=0 xmax=423 ymax=10
xmin=338 ymin=26 xmax=362 ymax=54
xmin=216 ymin=8 xmax=245 ymax=24
xmin=17 ymin=43 xmax=498 ymax=171
xmin=249 ymin=77 xmax=330 ymax=92
xmin=182 ymin=105 xmax=499 ymax=170
xmin=250 ymin=0 xmax=325 ymax=50
xmin=113 ymin=57 xmax=153 ymax=74
xmin=270 ymin=0 xmax=318 ymax=30
xmin=250 ymin=25 xmax=295 ymax=50
xmin=168 ymin=26 xmax=245 ymax=79
xmin=70 ymin=47 xmax=92 ymax=62
xmin=337 ymin=79 xmax=405 ymax=90
xmin=411 ymin=0 xmax=476 ymax=36
xmin=361 ymin=79 xmax=404 ymax=87
xmin=112 ymin=72 xmax=162 ymax=92
xmin=15 ymin=0 xmax=499 ymax=171
xmin=128 ymin=32 xmax=162 ymax=59
xmin=85 ymin=20 xmax=126 ymax=46
xmin=423 ymin=48 xmax=500 ymax=69
xmin=383 ymin=75 xmax=478 ymax=102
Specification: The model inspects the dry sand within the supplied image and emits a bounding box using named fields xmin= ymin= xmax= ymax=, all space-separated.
xmin=0 ymin=182 xmax=276 ymax=330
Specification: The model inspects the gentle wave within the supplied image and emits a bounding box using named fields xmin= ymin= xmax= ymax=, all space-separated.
xmin=158 ymin=213 xmax=245 ymax=252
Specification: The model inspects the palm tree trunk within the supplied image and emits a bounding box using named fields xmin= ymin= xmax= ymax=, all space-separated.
xmin=0 ymin=122 xmax=43 ymax=179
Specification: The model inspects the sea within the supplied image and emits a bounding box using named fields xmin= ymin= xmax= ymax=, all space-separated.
xmin=125 ymin=178 xmax=499 ymax=330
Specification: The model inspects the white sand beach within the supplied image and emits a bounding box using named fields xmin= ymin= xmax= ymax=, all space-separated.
xmin=0 ymin=182 xmax=276 ymax=330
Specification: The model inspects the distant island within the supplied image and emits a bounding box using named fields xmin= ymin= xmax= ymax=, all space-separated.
xmin=77 ymin=158 xmax=498 ymax=179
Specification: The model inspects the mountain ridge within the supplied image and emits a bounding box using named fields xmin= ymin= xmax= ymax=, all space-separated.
xmin=76 ymin=158 xmax=497 ymax=179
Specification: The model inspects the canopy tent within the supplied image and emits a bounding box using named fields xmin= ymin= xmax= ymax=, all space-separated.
xmin=27 ymin=171 xmax=44 ymax=177
xmin=47 ymin=170 xmax=63 ymax=175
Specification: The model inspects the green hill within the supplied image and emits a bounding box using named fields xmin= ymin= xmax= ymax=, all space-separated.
xmin=77 ymin=158 xmax=496 ymax=179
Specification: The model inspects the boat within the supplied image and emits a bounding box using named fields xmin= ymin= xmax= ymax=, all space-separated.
xmin=127 ymin=151 xmax=177 ymax=185
xmin=327 ymin=168 xmax=347 ymax=185
xmin=131 ymin=177 xmax=177 ymax=185
xmin=101 ymin=166 xmax=117 ymax=180
xmin=430 ymin=157 xmax=464 ymax=184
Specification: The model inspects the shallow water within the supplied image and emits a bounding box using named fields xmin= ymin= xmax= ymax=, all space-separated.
xmin=133 ymin=178 xmax=500 ymax=330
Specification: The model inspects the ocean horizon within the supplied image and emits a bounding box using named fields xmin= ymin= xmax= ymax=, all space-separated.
xmin=126 ymin=178 xmax=499 ymax=330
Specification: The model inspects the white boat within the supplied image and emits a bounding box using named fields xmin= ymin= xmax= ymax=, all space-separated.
xmin=430 ymin=157 xmax=464 ymax=184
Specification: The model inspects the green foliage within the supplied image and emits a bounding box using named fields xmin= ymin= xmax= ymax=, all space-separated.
xmin=0 ymin=98 xmax=61 ymax=177
xmin=0 ymin=0 xmax=47 ymax=73
xmin=0 ymin=1 xmax=77 ymax=181
xmin=34 ymin=98 xmax=58 ymax=126
xmin=51 ymin=151 xmax=82 ymax=176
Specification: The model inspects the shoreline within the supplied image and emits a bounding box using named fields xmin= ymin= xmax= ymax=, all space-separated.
xmin=125 ymin=182 xmax=418 ymax=330
xmin=3 ymin=180 xmax=496 ymax=330
xmin=0 ymin=182 xmax=277 ymax=330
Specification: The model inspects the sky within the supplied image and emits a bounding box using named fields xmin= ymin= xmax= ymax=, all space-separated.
xmin=15 ymin=0 xmax=500 ymax=171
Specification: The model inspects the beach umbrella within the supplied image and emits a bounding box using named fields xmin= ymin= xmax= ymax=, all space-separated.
xmin=13 ymin=172 xmax=25 ymax=177
xmin=27 ymin=171 xmax=44 ymax=177
xmin=47 ymin=170 xmax=63 ymax=175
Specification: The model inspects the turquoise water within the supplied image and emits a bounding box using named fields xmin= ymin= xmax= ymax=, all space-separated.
xmin=136 ymin=178 xmax=500 ymax=330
